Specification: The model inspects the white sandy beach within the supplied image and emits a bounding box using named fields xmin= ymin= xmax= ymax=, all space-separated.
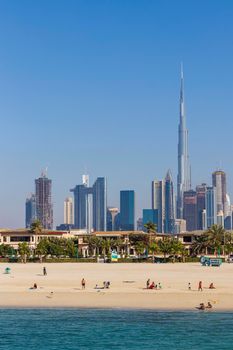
xmin=1 ymin=262 xmax=233 ymax=310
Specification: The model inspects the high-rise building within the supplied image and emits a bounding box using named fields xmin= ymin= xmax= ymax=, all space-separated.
xmin=196 ymin=184 xmax=207 ymax=230
xmin=64 ymin=197 xmax=73 ymax=225
xmin=25 ymin=194 xmax=36 ymax=228
xmin=107 ymin=207 xmax=119 ymax=231
xmin=92 ymin=177 xmax=107 ymax=231
xmin=205 ymin=186 xmax=217 ymax=228
xmin=120 ymin=190 xmax=135 ymax=231
xmin=142 ymin=209 xmax=158 ymax=231
xmin=71 ymin=176 xmax=107 ymax=232
xmin=212 ymin=170 xmax=227 ymax=215
xmin=35 ymin=172 xmax=53 ymax=229
xmin=164 ymin=170 xmax=175 ymax=234
xmin=183 ymin=190 xmax=197 ymax=231
xmin=152 ymin=180 xmax=165 ymax=233
xmin=177 ymin=65 xmax=191 ymax=219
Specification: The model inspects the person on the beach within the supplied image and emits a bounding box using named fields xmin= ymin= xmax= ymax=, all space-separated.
xmin=188 ymin=283 xmax=191 ymax=290
xmin=43 ymin=267 xmax=47 ymax=276
xmin=209 ymin=283 xmax=215 ymax=289
xmin=81 ymin=278 xmax=86 ymax=290
xmin=197 ymin=303 xmax=205 ymax=310
xmin=33 ymin=283 xmax=37 ymax=289
xmin=206 ymin=302 xmax=213 ymax=309
xmin=198 ymin=281 xmax=203 ymax=291
xmin=158 ymin=283 xmax=162 ymax=289
xmin=146 ymin=279 xmax=150 ymax=289
xmin=149 ymin=282 xmax=155 ymax=289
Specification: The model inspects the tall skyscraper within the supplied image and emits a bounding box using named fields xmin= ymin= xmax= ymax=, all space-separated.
xmin=183 ymin=190 xmax=197 ymax=231
xmin=25 ymin=194 xmax=36 ymax=228
xmin=205 ymin=186 xmax=217 ymax=228
xmin=92 ymin=177 xmax=107 ymax=231
xmin=71 ymin=176 xmax=107 ymax=232
xmin=177 ymin=65 xmax=191 ymax=219
xmin=35 ymin=172 xmax=53 ymax=229
xmin=120 ymin=190 xmax=135 ymax=231
xmin=212 ymin=170 xmax=227 ymax=215
xmin=152 ymin=180 xmax=165 ymax=233
xmin=64 ymin=197 xmax=74 ymax=225
xmin=196 ymin=184 xmax=207 ymax=230
xmin=164 ymin=170 xmax=175 ymax=234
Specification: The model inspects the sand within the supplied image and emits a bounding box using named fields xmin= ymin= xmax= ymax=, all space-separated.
xmin=1 ymin=262 xmax=233 ymax=310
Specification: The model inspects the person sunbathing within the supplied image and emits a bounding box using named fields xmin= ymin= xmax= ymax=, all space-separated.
xmin=149 ymin=282 xmax=155 ymax=289
xmin=196 ymin=303 xmax=205 ymax=310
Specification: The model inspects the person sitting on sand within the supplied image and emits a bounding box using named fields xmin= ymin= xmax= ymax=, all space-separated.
xmin=209 ymin=283 xmax=215 ymax=289
xmin=206 ymin=302 xmax=213 ymax=309
xmin=146 ymin=279 xmax=150 ymax=289
xmin=30 ymin=283 xmax=37 ymax=290
xmin=158 ymin=283 xmax=162 ymax=289
xmin=196 ymin=303 xmax=205 ymax=310
xmin=149 ymin=282 xmax=155 ymax=289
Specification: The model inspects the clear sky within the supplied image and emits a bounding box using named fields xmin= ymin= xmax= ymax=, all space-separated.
xmin=0 ymin=0 xmax=233 ymax=228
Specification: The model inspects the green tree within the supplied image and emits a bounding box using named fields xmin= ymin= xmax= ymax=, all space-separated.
xmin=158 ymin=238 xmax=173 ymax=261
xmin=148 ymin=241 xmax=159 ymax=262
xmin=0 ymin=244 xmax=15 ymax=257
xmin=134 ymin=241 xmax=146 ymax=258
xmin=36 ymin=238 xmax=49 ymax=263
xmin=18 ymin=242 xmax=31 ymax=263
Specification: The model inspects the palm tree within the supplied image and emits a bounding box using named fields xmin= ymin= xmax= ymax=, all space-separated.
xmin=30 ymin=220 xmax=43 ymax=250
xmin=206 ymin=224 xmax=226 ymax=256
xmin=144 ymin=222 xmax=157 ymax=246
xmin=191 ymin=234 xmax=209 ymax=256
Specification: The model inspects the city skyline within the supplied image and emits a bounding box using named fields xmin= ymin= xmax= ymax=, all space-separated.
xmin=1 ymin=1 xmax=233 ymax=227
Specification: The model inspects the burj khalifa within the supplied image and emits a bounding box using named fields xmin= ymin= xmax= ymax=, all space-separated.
xmin=177 ymin=65 xmax=191 ymax=219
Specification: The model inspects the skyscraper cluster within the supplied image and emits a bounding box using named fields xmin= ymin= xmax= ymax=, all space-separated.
xmin=25 ymin=67 xmax=232 ymax=233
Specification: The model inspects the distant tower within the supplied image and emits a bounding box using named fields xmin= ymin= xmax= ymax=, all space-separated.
xmin=64 ymin=197 xmax=74 ymax=225
xmin=120 ymin=190 xmax=135 ymax=231
xmin=177 ymin=64 xmax=191 ymax=219
xmin=35 ymin=172 xmax=53 ymax=229
xmin=25 ymin=194 xmax=36 ymax=228
xmin=152 ymin=180 xmax=165 ymax=233
xmin=164 ymin=170 xmax=175 ymax=234
xmin=212 ymin=170 xmax=227 ymax=215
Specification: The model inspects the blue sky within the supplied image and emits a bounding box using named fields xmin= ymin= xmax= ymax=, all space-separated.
xmin=0 ymin=0 xmax=233 ymax=227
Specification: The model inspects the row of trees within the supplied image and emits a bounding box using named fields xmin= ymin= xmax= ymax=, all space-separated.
xmin=0 ymin=237 xmax=77 ymax=263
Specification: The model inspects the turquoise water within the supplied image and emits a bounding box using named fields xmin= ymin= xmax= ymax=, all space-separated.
xmin=0 ymin=309 xmax=233 ymax=350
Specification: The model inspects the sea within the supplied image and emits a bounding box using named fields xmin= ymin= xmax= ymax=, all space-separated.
xmin=0 ymin=309 xmax=232 ymax=350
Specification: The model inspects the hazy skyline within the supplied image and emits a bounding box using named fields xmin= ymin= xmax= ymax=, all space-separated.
xmin=0 ymin=1 xmax=233 ymax=227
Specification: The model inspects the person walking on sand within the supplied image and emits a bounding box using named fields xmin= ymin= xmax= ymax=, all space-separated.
xmin=81 ymin=278 xmax=86 ymax=290
xmin=43 ymin=267 xmax=47 ymax=276
xmin=198 ymin=281 xmax=203 ymax=291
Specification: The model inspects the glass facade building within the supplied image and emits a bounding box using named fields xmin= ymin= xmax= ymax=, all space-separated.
xmin=120 ymin=190 xmax=135 ymax=231
xmin=205 ymin=186 xmax=217 ymax=228
xmin=142 ymin=209 xmax=158 ymax=231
